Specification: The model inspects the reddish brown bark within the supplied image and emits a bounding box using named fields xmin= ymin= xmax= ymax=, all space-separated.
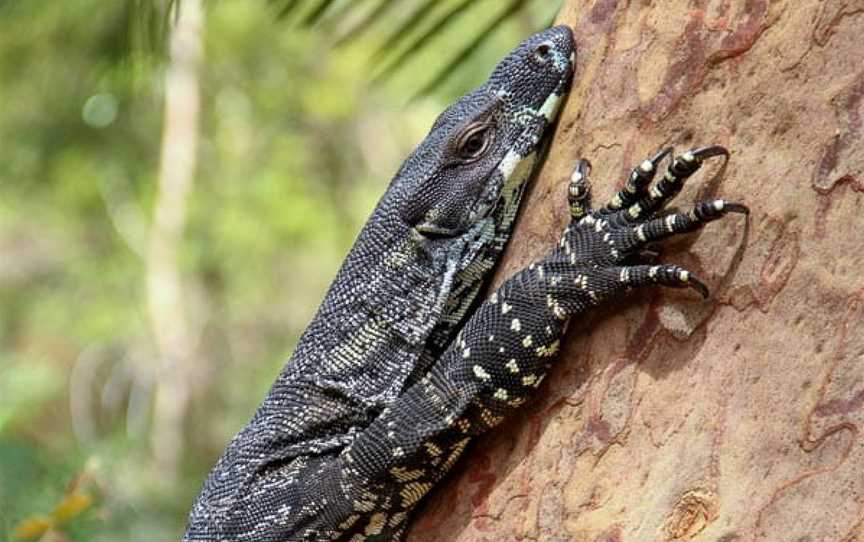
xmin=411 ymin=1 xmax=864 ymax=540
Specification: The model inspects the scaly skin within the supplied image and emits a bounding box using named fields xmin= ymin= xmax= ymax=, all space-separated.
xmin=184 ymin=27 xmax=575 ymax=541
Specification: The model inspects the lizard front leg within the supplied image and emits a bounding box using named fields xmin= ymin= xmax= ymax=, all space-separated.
xmin=325 ymin=146 xmax=747 ymax=541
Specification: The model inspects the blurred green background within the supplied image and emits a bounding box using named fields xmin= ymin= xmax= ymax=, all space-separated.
xmin=0 ymin=0 xmax=559 ymax=539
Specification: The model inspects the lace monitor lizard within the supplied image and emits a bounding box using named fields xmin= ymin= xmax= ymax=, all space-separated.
xmin=184 ymin=25 xmax=747 ymax=541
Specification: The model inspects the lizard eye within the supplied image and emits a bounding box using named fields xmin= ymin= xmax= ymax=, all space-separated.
xmin=456 ymin=125 xmax=493 ymax=161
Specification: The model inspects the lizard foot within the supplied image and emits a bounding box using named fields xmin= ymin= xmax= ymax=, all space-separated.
xmin=550 ymin=145 xmax=747 ymax=303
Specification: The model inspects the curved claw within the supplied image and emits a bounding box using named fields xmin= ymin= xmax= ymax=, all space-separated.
xmin=650 ymin=146 xmax=674 ymax=167
xmin=688 ymin=145 xmax=730 ymax=162
xmin=686 ymin=274 xmax=710 ymax=299
xmin=578 ymin=158 xmax=592 ymax=174
xmin=723 ymin=202 xmax=750 ymax=215
xmin=635 ymin=147 xmax=673 ymax=179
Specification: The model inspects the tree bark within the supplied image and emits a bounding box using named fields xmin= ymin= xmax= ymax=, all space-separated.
xmin=411 ymin=1 xmax=864 ymax=540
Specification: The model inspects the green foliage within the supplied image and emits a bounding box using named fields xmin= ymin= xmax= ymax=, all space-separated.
xmin=275 ymin=0 xmax=563 ymax=97
xmin=0 ymin=1 xmax=556 ymax=539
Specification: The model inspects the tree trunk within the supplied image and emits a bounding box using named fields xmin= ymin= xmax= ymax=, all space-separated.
xmin=411 ymin=1 xmax=864 ymax=540
xmin=148 ymin=0 xmax=204 ymax=483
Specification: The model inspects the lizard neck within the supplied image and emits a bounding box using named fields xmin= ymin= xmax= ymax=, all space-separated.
xmin=283 ymin=191 xmax=457 ymax=400
xmin=284 ymin=142 xmax=542 ymax=402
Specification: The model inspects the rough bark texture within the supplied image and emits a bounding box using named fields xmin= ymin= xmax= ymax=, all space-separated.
xmin=410 ymin=1 xmax=864 ymax=540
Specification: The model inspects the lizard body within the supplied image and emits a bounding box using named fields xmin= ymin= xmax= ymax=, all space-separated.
xmin=185 ymin=26 xmax=575 ymax=541
xmin=185 ymin=24 xmax=747 ymax=542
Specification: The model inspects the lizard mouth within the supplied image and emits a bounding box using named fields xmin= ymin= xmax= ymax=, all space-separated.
xmin=478 ymin=69 xmax=572 ymax=228
xmin=487 ymin=29 xmax=575 ymax=217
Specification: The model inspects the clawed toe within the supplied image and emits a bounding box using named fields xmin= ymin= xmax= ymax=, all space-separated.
xmin=619 ymin=144 xmax=731 ymax=222
xmin=612 ymin=264 xmax=710 ymax=299
xmin=568 ymin=144 xmax=733 ymax=226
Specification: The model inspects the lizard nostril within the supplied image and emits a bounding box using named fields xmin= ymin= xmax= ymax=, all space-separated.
xmin=531 ymin=42 xmax=554 ymax=67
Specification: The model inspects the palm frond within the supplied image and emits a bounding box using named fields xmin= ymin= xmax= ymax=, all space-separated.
xmin=333 ymin=0 xmax=403 ymax=47
xmin=370 ymin=0 xmax=475 ymax=84
xmin=273 ymin=0 xmax=304 ymax=20
xmin=126 ymin=0 xmax=564 ymax=95
xmin=410 ymin=0 xmax=533 ymax=100
xmin=367 ymin=0 xmax=439 ymax=66
xmin=301 ymin=0 xmax=339 ymax=26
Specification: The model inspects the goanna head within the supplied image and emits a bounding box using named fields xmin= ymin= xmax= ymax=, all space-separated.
xmin=370 ymin=25 xmax=576 ymax=350
xmin=394 ymin=26 xmax=575 ymax=256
